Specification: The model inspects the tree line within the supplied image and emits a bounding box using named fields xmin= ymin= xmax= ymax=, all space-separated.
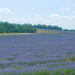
xmin=63 ymin=29 xmax=75 ymax=32
xmin=33 ymin=24 xmax=62 ymax=30
xmin=0 ymin=21 xmax=37 ymax=33
xmin=0 ymin=21 xmax=63 ymax=33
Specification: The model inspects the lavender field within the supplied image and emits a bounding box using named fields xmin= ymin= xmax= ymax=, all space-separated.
xmin=0 ymin=30 xmax=75 ymax=75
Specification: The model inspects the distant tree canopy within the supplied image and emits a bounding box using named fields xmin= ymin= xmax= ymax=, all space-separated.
xmin=0 ymin=21 xmax=64 ymax=33
xmin=33 ymin=24 xmax=62 ymax=30
xmin=63 ymin=29 xmax=75 ymax=32
xmin=0 ymin=21 xmax=37 ymax=33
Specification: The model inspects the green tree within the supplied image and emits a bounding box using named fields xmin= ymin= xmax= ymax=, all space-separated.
xmin=0 ymin=28 xmax=3 ymax=33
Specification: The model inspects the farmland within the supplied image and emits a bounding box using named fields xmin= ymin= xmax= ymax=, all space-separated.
xmin=0 ymin=29 xmax=75 ymax=75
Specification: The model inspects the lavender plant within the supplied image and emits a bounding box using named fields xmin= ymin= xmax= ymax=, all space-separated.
xmin=0 ymin=30 xmax=75 ymax=74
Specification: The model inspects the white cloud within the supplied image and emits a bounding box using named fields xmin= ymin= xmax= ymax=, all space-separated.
xmin=10 ymin=17 xmax=26 ymax=23
xmin=61 ymin=15 xmax=70 ymax=19
xmin=49 ymin=14 xmax=75 ymax=29
xmin=50 ymin=14 xmax=60 ymax=18
xmin=0 ymin=8 xmax=13 ymax=14
xmin=11 ymin=17 xmax=25 ymax=20
xmin=50 ymin=14 xmax=75 ymax=20
xmin=35 ymin=14 xmax=41 ymax=17
xmin=74 ymin=4 xmax=75 ymax=8
xmin=0 ymin=16 xmax=6 ymax=21
xmin=9 ymin=17 xmax=34 ymax=24
xmin=61 ymin=7 xmax=64 ymax=10
xmin=72 ymin=11 xmax=75 ymax=13
xmin=61 ymin=7 xmax=69 ymax=10
xmin=65 ymin=7 xmax=69 ymax=10
xmin=0 ymin=13 xmax=75 ymax=29
xmin=35 ymin=14 xmax=44 ymax=22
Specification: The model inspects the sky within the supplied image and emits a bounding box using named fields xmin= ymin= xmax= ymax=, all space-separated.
xmin=0 ymin=0 xmax=75 ymax=29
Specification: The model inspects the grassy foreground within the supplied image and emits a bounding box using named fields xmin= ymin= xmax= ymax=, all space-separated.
xmin=1 ymin=68 xmax=75 ymax=75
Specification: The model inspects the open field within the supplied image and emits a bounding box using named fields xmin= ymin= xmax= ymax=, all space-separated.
xmin=0 ymin=33 xmax=32 ymax=35
xmin=36 ymin=29 xmax=58 ymax=33
xmin=0 ymin=29 xmax=58 ymax=36
xmin=0 ymin=29 xmax=75 ymax=75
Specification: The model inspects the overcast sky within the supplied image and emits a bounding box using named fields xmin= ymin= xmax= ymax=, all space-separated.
xmin=0 ymin=0 xmax=75 ymax=29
